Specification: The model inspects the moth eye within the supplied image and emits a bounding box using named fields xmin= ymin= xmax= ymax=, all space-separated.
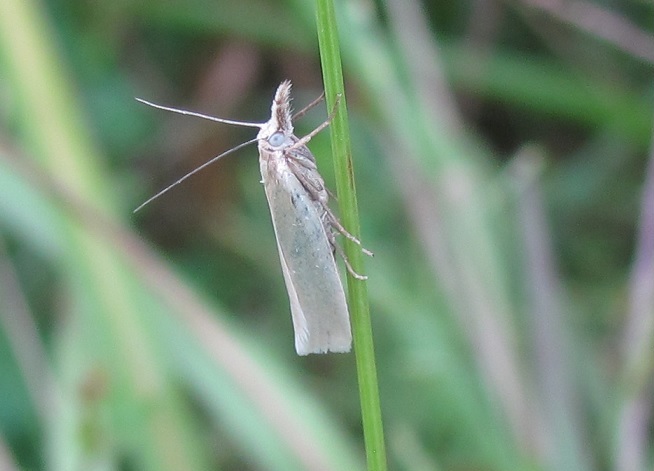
xmin=268 ymin=132 xmax=285 ymax=147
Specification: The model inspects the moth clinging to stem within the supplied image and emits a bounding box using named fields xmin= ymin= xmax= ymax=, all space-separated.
xmin=136 ymin=80 xmax=372 ymax=355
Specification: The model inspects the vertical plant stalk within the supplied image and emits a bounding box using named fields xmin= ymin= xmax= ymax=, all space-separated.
xmin=314 ymin=1 xmax=387 ymax=471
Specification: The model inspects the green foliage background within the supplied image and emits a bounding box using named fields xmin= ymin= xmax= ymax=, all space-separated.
xmin=0 ymin=0 xmax=653 ymax=470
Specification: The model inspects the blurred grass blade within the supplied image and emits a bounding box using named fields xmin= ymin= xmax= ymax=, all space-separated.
xmin=0 ymin=147 xmax=364 ymax=471
xmin=0 ymin=0 xmax=363 ymax=469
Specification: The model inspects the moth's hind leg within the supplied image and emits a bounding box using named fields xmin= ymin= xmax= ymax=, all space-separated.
xmin=290 ymin=160 xmax=374 ymax=258
xmin=323 ymin=206 xmax=373 ymax=257
xmin=326 ymin=226 xmax=368 ymax=280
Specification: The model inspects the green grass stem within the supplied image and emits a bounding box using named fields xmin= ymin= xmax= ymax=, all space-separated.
xmin=315 ymin=2 xmax=388 ymax=471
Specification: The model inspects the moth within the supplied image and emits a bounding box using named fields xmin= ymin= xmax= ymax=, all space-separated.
xmin=135 ymin=81 xmax=371 ymax=355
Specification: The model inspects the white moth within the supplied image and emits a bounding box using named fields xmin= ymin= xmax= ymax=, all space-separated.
xmin=135 ymin=80 xmax=370 ymax=355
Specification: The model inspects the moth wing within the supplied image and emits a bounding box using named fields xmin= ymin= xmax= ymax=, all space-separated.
xmin=262 ymin=167 xmax=351 ymax=355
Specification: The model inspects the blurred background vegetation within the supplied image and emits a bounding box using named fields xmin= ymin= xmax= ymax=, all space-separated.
xmin=1 ymin=0 xmax=653 ymax=470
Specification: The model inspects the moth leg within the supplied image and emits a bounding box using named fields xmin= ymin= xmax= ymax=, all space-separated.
xmin=287 ymin=94 xmax=341 ymax=150
xmin=290 ymin=162 xmax=374 ymax=257
xmin=327 ymin=227 xmax=368 ymax=280
xmin=292 ymin=91 xmax=325 ymax=122
xmin=324 ymin=206 xmax=374 ymax=257
xmin=326 ymin=186 xmax=337 ymax=201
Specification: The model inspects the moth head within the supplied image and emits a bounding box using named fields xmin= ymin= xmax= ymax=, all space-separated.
xmin=267 ymin=130 xmax=290 ymax=148
xmin=270 ymin=80 xmax=294 ymax=132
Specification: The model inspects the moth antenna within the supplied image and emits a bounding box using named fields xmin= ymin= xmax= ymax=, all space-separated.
xmin=134 ymin=137 xmax=259 ymax=213
xmin=135 ymin=98 xmax=264 ymax=128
